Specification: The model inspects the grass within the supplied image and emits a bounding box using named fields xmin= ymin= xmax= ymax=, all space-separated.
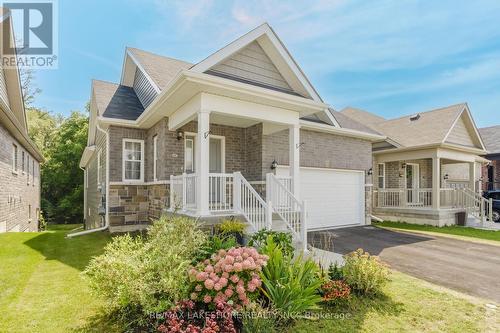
xmin=1 ymin=224 xmax=498 ymax=332
xmin=0 ymin=224 xmax=118 ymax=333
xmin=374 ymin=221 xmax=500 ymax=243
xmin=291 ymin=271 xmax=499 ymax=333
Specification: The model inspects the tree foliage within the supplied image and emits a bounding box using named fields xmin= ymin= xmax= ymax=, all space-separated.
xmin=40 ymin=111 xmax=88 ymax=223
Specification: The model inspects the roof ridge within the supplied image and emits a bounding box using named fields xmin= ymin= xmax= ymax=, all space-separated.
xmin=127 ymin=47 xmax=193 ymax=66
xmin=382 ymin=102 xmax=467 ymax=123
xmin=92 ymin=78 xmax=120 ymax=86
xmin=479 ymin=124 xmax=500 ymax=130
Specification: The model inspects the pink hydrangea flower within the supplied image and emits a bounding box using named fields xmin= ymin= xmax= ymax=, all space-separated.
xmin=195 ymin=284 xmax=202 ymax=292
xmin=224 ymin=288 xmax=234 ymax=297
xmin=204 ymin=279 xmax=215 ymax=290
xmin=203 ymin=295 xmax=212 ymax=303
xmin=214 ymin=283 xmax=223 ymax=291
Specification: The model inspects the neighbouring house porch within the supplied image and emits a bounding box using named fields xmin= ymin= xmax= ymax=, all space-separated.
xmin=373 ymin=148 xmax=492 ymax=226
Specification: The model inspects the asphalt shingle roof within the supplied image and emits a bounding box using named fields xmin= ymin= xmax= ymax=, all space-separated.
xmin=340 ymin=103 xmax=467 ymax=147
xmin=127 ymin=47 xmax=193 ymax=90
xmin=92 ymin=80 xmax=144 ymax=120
xmin=479 ymin=125 xmax=500 ymax=154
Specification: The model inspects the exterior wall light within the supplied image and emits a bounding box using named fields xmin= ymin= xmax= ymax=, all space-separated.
xmin=271 ymin=160 xmax=278 ymax=170
xmin=367 ymin=168 xmax=373 ymax=176
xmin=444 ymin=174 xmax=449 ymax=180
xmin=401 ymin=162 xmax=407 ymax=168
xmin=176 ymin=131 xmax=184 ymax=140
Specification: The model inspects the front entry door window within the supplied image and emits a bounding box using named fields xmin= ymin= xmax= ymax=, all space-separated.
xmin=406 ymin=164 xmax=420 ymax=204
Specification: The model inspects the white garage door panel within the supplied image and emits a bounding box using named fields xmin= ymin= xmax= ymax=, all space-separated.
xmin=277 ymin=167 xmax=365 ymax=229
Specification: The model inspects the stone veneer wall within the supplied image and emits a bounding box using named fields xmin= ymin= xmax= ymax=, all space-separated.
xmin=109 ymin=185 xmax=150 ymax=227
xmin=0 ymin=122 xmax=41 ymax=232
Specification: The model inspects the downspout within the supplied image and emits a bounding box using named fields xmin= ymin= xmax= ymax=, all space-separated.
xmin=68 ymin=123 xmax=110 ymax=237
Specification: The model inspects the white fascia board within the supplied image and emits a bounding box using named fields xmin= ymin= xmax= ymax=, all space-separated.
xmin=186 ymin=71 xmax=328 ymax=112
xmin=79 ymin=145 xmax=96 ymax=168
xmin=202 ymin=93 xmax=300 ymax=126
xmin=300 ymin=120 xmax=386 ymax=142
xmin=374 ymin=142 xmax=487 ymax=156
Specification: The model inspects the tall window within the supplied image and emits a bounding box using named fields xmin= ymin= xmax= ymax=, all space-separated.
xmin=12 ymin=144 xmax=18 ymax=172
xmin=184 ymin=137 xmax=194 ymax=173
xmin=27 ymin=155 xmax=30 ymax=184
xmin=97 ymin=149 xmax=102 ymax=184
xmin=123 ymin=139 xmax=144 ymax=181
xmin=32 ymin=160 xmax=35 ymax=186
xmin=153 ymin=135 xmax=158 ymax=181
xmin=377 ymin=163 xmax=385 ymax=188
xmin=22 ymin=151 xmax=25 ymax=172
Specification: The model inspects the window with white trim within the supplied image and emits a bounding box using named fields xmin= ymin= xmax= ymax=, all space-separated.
xmin=123 ymin=139 xmax=144 ymax=181
xmin=27 ymin=155 xmax=30 ymax=184
xmin=22 ymin=151 xmax=25 ymax=173
xmin=153 ymin=135 xmax=158 ymax=181
xmin=377 ymin=163 xmax=385 ymax=188
xmin=97 ymin=149 xmax=102 ymax=184
xmin=12 ymin=144 xmax=18 ymax=173
xmin=184 ymin=136 xmax=194 ymax=173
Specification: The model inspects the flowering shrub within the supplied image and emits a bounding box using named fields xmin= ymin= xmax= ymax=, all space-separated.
xmin=189 ymin=247 xmax=268 ymax=309
xmin=343 ymin=249 xmax=389 ymax=295
xmin=84 ymin=216 xmax=207 ymax=326
xmin=320 ymin=280 xmax=351 ymax=305
xmin=157 ymin=300 xmax=237 ymax=333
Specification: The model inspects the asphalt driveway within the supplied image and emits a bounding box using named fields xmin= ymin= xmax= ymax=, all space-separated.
xmin=309 ymin=226 xmax=500 ymax=302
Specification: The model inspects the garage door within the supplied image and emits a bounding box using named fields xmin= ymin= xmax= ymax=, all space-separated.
xmin=276 ymin=167 xmax=365 ymax=230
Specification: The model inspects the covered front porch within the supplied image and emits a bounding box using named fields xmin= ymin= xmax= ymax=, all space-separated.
xmin=373 ymin=146 xmax=492 ymax=226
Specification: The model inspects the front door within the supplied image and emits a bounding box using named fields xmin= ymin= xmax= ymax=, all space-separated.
xmin=406 ymin=163 xmax=420 ymax=204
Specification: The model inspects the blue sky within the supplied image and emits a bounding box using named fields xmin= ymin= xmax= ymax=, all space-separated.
xmin=30 ymin=0 xmax=500 ymax=127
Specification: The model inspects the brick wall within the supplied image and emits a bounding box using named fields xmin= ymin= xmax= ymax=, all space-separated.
xmin=0 ymin=122 xmax=41 ymax=232
xmin=375 ymin=159 xmax=433 ymax=190
xmin=109 ymin=126 xmax=146 ymax=182
xmin=263 ymin=128 xmax=372 ymax=176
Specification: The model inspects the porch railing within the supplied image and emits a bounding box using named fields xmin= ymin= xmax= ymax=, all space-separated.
xmin=267 ymin=173 xmax=307 ymax=252
xmin=375 ymin=187 xmax=494 ymax=223
xmin=209 ymin=173 xmax=234 ymax=212
xmin=170 ymin=173 xmax=197 ymax=211
xmin=234 ymin=172 xmax=270 ymax=232
xmin=374 ymin=188 xmax=432 ymax=208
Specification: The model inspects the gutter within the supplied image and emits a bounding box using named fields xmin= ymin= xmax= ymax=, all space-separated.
xmin=67 ymin=123 xmax=110 ymax=237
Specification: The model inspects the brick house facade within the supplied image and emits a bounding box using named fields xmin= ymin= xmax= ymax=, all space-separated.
xmin=80 ymin=24 xmax=383 ymax=235
xmin=0 ymin=10 xmax=43 ymax=232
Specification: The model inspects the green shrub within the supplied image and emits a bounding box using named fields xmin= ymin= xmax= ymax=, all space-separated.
xmin=217 ymin=219 xmax=246 ymax=234
xmin=260 ymin=237 xmax=322 ymax=320
xmin=84 ymin=215 xmax=207 ymax=326
xmin=193 ymin=233 xmax=238 ymax=263
xmin=248 ymin=230 xmax=294 ymax=257
xmin=342 ymin=249 xmax=389 ymax=295
xmin=328 ymin=262 xmax=344 ymax=281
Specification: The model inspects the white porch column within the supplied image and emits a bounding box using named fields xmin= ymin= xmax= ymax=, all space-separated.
xmin=289 ymin=124 xmax=300 ymax=199
xmin=432 ymin=157 xmax=441 ymax=209
xmin=196 ymin=110 xmax=210 ymax=215
xmin=469 ymin=162 xmax=476 ymax=193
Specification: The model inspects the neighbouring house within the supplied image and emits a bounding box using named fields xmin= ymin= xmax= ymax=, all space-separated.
xmin=340 ymin=104 xmax=491 ymax=226
xmin=79 ymin=23 xmax=385 ymax=247
xmin=0 ymin=9 xmax=43 ymax=232
xmin=479 ymin=125 xmax=500 ymax=191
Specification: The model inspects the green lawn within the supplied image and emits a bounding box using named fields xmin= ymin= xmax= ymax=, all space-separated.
xmin=1 ymin=224 xmax=498 ymax=332
xmin=292 ymin=271 xmax=499 ymax=333
xmin=0 ymin=224 xmax=117 ymax=333
xmin=374 ymin=221 xmax=500 ymax=243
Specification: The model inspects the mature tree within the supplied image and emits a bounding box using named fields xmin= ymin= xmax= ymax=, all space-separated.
xmin=41 ymin=111 xmax=88 ymax=223
xmin=26 ymin=108 xmax=62 ymax=154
